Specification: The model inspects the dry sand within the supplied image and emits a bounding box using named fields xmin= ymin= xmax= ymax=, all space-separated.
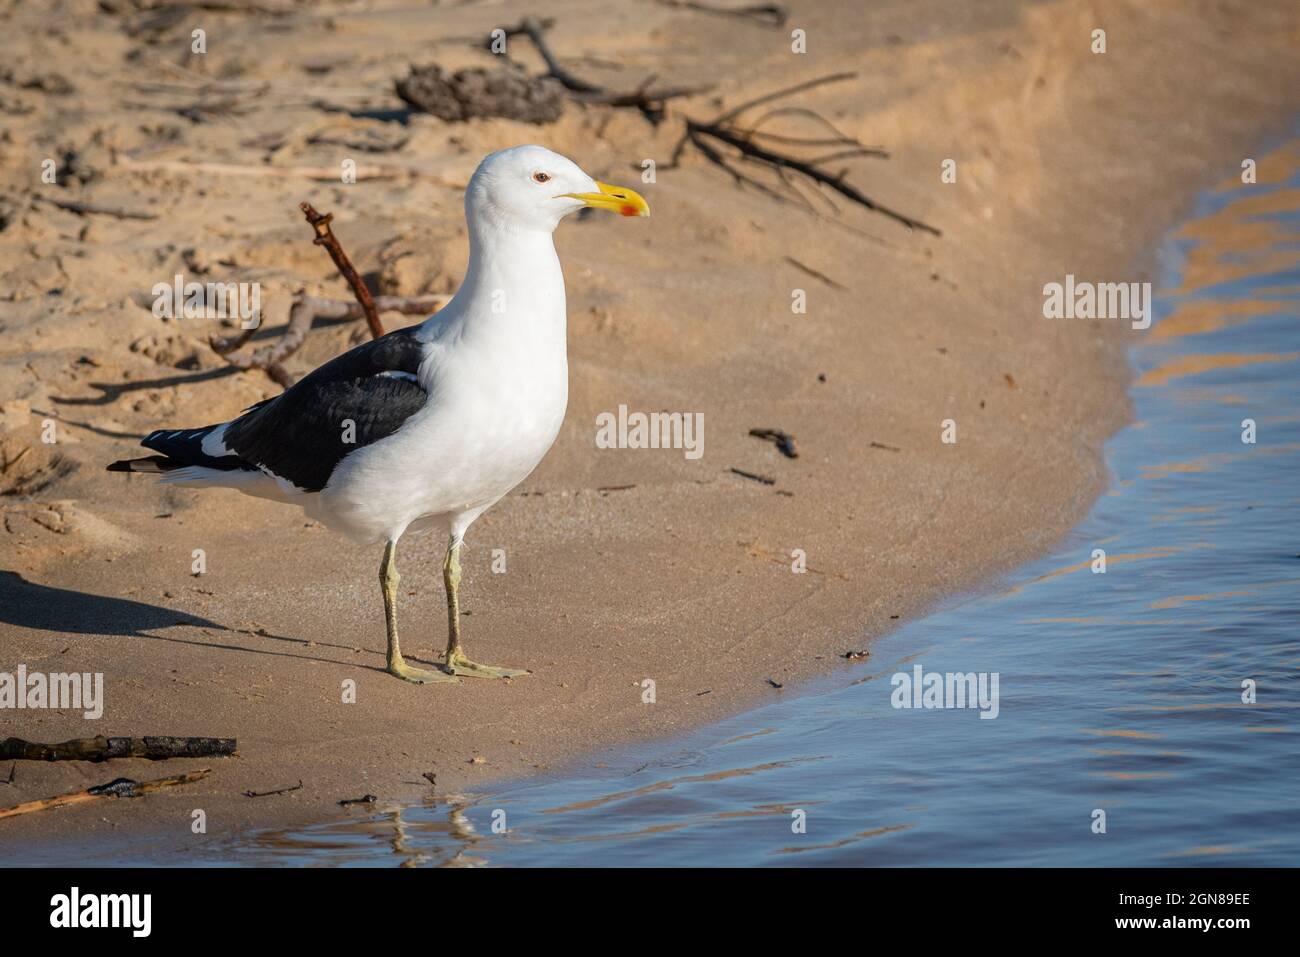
xmin=1 ymin=0 xmax=1297 ymax=853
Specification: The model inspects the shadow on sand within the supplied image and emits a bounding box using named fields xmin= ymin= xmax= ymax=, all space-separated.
xmin=0 ymin=570 xmax=400 ymax=672
xmin=0 ymin=570 xmax=225 ymax=636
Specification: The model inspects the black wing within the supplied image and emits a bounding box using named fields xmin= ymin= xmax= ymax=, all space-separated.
xmin=219 ymin=327 xmax=429 ymax=492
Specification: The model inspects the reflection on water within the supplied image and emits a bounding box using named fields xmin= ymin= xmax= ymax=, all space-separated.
xmin=229 ymin=144 xmax=1300 ymax=865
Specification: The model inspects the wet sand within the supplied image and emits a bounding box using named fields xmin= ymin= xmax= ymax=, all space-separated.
xmin=1 ymin=0 xmax=1298 ymax=852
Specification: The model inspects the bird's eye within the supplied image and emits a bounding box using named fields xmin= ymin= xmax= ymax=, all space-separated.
xmin=532 ymin=171 xmax=551 ymax=184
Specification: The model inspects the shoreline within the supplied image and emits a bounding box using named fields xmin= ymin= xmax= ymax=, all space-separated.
xmin=2 ymin=0 xmax=1298 ymax=855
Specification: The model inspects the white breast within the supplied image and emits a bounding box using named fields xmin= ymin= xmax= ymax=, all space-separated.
xmin=314 ymin=229 xmax=571 ymax=544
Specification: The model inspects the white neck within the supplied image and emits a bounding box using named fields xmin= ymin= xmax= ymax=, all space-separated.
xmin=423 ymin=216 xmax=566 ymax=342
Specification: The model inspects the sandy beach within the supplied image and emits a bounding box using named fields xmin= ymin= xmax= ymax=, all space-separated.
xmin=2 ymin=0 xmax=1298 ymax=852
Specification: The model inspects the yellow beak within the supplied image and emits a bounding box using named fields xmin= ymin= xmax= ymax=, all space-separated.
xmin=561 ymin=181 xmax=650 ymax=217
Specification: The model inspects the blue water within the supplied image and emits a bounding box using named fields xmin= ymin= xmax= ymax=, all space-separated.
xmin=212 ymin=150 xmax=1300 ymax=866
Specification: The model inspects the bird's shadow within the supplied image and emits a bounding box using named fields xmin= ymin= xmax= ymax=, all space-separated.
xmin=0 ymin=571 xmax=392 ymax=672
xmin=0 ymin=570 xmax=225 ymax=636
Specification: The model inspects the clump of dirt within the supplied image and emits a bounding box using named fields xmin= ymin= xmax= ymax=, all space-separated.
xmin=396 ymin=64 xmax=566 ymax=124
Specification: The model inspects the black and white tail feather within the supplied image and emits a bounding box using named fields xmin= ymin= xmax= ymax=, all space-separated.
xmin=108 ymin=327 xmax=429 ymax=496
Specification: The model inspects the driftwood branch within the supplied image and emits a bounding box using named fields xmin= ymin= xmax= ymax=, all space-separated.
xmin=669 ymin=72 xmax=940 ymax=235
xmin=501 ymin=16 xmax=712 ymax=120
xmin=0 ymin=735 xmax=235 ymax=762
xmin=210 ymin=293 xmax=449 ymax=388
xmin=0 ymin=769 xmax=210 ymax=821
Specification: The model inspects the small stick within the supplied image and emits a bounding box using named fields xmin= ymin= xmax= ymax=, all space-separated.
xmin=0 ymin=769 xmax=210 ymax=821
xmin=299 ymin=203 xmax=384 ymax=339
xmin=119 ymin=157 xmax=459 ymax=185
xmin=338 ymin=794 xmax=378 ymax=807
xmin=0 ymin=735 xmax=236 ymax=763
xmin=655 ymin=0 xmax=788 ymax=27
xmin=517 ymin=16 xmax=601 ymax=94
xmin=749 ymin=428 xmax=798 ymax=458
xmin=730 ymin=467 xmax=776 ymax=485
xmin=32 ymin=195 xmax=159 ymax=221
xmin=244 ymin=780 xmax=303 ymax=798
xmin=784 ymin=256 xmax=845 ymax=290
xmin=710 ymin=71 xmax=857 ymax=127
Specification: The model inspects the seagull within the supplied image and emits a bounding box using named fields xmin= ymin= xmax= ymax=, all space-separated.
xmin=109 ymin=145 xmax=649 ymax=683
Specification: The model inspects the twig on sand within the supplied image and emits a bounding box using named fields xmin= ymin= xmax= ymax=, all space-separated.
xmin=749 ymin=428 xmax=798 ymax=458
xmin=669 ymin=73 xmax=940 ymax=235
xmin=299 ymin=202 xmax=385 ymax=340
xmin=243 ymin=780 xmax=303 ymax=798
xmin=209 ymin=202 xmax=449 ymax=387
xmin=209 ymin=293 xmax=449 ymax=389
xmin=654 ymin=0 xmax=789 ymax=28
xmin=119 ymin=157 xmax=455 ymax=184
xmin=32 ymin=195 xmax=158 ymax=221
xmin=0 ymin=735 xmax=235 ymax=762
xmin=0 ymin=769 xmax=210 ymax=821
xmin=338 ymin=794 xmax=378 ymax=807
xmin=730 ymin=467 xmax=776 ymax=485
xmin=499 ymin=16 xmax=713 ymax=121
xmin=784 ymin=256 xmax=845 ymax=290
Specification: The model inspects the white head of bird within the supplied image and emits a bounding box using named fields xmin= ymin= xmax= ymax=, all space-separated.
xmin=464 ymin=145 xmax=649 ymax=235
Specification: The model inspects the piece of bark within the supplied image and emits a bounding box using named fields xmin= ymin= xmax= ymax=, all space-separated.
xmin=0 ymin=735 xmax=236 ymax=762
xmin=0 ymin=769 xmax=210 ymax=821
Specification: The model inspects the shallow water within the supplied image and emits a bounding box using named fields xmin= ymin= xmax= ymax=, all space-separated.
xmin=44 ymin=146 xmax=1300 ymax=868
xmin=211 ymin=148 xmax=1300 ymax=867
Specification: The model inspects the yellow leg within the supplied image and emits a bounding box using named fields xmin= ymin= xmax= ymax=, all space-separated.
xmin=441 ymin=538 xmax=528 ymax=678
xmin=382 ymin=540 xmax=456 ymax=684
